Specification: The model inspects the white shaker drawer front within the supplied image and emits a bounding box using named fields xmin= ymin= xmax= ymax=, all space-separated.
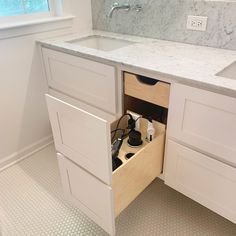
xmin=165 ymin=140 xmax=236 ymax=224
xmin=168 ymin=83 xmax=236 ymax=166
xmin=42 ymin=48 xmax=116 ymax=114
xmin=57 ymin=154 xmax=115 ymax=236
xmin=46 ymin=94 xmax=114 ymax=185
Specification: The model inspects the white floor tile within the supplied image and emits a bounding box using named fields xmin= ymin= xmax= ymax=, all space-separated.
xmin=0 ymin=145 xmax=235 ymax=236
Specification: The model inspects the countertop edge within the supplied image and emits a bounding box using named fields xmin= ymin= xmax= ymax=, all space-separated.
xmin=38 ymin=36 xmax=236 ymax=98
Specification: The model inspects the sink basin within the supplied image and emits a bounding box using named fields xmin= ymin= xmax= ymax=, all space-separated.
xmin=67 ymin=35 xmax=133 ymax=52
xmin=216 ymin=61 xmax=236 ymax=80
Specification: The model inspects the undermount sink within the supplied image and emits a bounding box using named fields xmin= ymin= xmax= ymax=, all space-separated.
xmin=67 ymin=35 xmax=133 ymax=52
xmin=216 ymin=61 xmax=236 ymax=80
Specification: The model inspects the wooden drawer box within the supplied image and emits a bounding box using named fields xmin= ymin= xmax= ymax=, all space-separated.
xmin=57 ymin=119 xmax=165 ymax=235
xmin=124 ymin=72 xmax=170 ymax=108
xmin=112 ymin=118 xmax=165 ymax=216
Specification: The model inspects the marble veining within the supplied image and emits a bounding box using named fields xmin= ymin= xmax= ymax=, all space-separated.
xmin=38 ymin=30 xmax=236 ymax=97
xmin=92 ymin=0 xmax=236 ymax=50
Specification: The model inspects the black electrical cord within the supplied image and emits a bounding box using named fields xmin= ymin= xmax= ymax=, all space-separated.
xmin=111 ymin=113 xmax=134 ymax=142
xmin=124 ymin=116 xmax=142 ymax=139
xmin=111 ymin=114 xmax=143 ymax=142
xmin=111 ymin=128 xmax=125 ymax=136
xmin=124 ymin=116 xmax=142 ymax=138
xmin=111 ymin=128 xmax=125 ymax=134
xmin=111 ymin=115 xmax=143 ymax=171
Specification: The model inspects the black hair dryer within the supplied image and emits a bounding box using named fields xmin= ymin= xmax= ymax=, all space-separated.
xmin=111 ymin=137 xmax=123 ymax=171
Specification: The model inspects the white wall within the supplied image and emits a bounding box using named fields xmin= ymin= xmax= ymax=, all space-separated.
xmin=0 ymin=0 xmax=92 ymax=168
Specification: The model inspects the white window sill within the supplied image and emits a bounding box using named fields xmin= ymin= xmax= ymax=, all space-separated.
xmin=0 ymin=15 xmax=75 ymax=39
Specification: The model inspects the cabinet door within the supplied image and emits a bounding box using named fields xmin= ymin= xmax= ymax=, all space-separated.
xmin=168 ymin=83 xmax=236 ymax=166
xmin=46 ymin=94 xmax=114 ymax=185
xmin=57 ymin=154 xmax=115 ymax=236
xmin=42 ymin=48 xmax=116 ymax=114
xmin=165 ymin=140 xmax=236 ymax=224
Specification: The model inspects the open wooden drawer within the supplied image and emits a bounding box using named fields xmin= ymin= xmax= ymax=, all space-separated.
xmin=112 ymin=118 xmax=165 ymax=217
xmin=46 ymin=93 xmax=165 ymax=236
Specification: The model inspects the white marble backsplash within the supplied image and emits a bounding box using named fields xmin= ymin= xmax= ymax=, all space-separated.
xmin=91 ymin=0 xmax=236 ymax=50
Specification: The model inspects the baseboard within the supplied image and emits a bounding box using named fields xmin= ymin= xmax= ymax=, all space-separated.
xmin=0 ymin=135 xmax=53 ymax=172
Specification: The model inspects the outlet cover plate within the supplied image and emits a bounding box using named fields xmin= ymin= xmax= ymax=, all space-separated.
xmin=187 ymin=15 xmax=208 ymax=31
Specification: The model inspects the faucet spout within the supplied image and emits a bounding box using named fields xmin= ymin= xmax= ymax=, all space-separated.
xmin=108 ymin=2 xmax=131 ymax=18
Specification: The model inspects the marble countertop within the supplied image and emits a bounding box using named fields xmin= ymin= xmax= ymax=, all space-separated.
xmin=38 ymin=30 xmax=236 ymax=97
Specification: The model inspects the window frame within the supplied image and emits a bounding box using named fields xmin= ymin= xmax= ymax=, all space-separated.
xmin=0 ymin=0 xmax=61 ymax=24
xmin=0 ymin=0 xmax=74 ymax=40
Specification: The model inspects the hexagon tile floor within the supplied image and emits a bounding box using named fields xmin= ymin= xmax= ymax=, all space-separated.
xmin=0 ymin=145 xmax=236 ymax=236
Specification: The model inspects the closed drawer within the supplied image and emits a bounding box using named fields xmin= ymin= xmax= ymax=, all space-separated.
xmin=57 ymin=154 xmax=115 ymax=236
xmin=124 ymin=72 xmax=170 ymax=108
xmin=165 ymin=140 xmax=236 ymax=224
xmin=57 ymin=118 xmax=165 ymax=235
xmin=168 ymin=83 xmax=236 ymax=166
xmin=42 ymin=48 xmax=116 ymax=114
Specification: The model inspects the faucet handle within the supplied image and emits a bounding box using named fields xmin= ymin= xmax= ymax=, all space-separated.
xmin=112 ymin=2 xmax=119 ymax=7
xmin=133 ymin=4 xmax=142 ymax=12
xmin=112 ymin=2 xmax=130 ymax=9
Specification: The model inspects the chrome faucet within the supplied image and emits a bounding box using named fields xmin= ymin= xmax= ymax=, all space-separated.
xmin=108 ymin=2 xmax=131 ymax=18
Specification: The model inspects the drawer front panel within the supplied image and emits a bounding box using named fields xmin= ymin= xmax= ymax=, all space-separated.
xmin=124 ymin=72 xmax=170 ymax=108
xmin=165 ymin=140 xmax=236 ymax=223
xmin=168 ymin=83 xmax=236 ymax=166
xmin=46 ymin=94 xmax=113 ymax=185
xmin=57 ymin=154 xmax=115 ymax=236
xmin=42 ymin=48 xmax=116 ymax=114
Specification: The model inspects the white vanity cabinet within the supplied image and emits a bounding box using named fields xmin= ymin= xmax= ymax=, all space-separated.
xmin=165 ymin=83 xmax=236 ymax=223
xmin=42 ymin=43 xmax=236 ymax=232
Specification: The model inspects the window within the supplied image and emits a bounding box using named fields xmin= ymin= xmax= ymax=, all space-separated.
xmin=0 ymin=0 xmax=73 ymax=39
xmin=0 ymin=0 xmax=50 ymax=17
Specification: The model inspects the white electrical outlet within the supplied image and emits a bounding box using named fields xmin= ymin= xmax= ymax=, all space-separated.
xmin=187 ymin=15 xmax=208 ymax=31
xmin=127 ymin=110 xmax=142 ymax=131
